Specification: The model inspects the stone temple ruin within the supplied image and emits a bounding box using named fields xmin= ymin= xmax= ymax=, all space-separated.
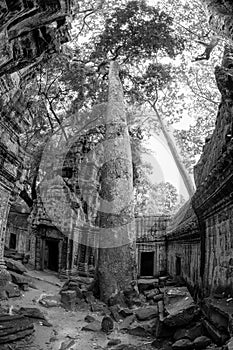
xmin=1 ymin=1 xmax=233 ymax=349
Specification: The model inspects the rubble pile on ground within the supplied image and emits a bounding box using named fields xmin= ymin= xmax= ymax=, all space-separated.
xmin=4 ymin=248 xmax=29 ymax=263
xmin=62 ymin=276 xmax=225 ymax=350
xmin=2 ymin=259 xmax=37 ymax=299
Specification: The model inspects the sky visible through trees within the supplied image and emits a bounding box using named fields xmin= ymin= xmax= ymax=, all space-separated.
xmin=18 ymin=0 xmax=225 ymax=217
xmin=128 ymin=0 xmax=224 ymax=212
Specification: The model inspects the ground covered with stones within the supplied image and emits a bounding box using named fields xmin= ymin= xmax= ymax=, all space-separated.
xmin=0 ymin=260 xmax=231 ymax=350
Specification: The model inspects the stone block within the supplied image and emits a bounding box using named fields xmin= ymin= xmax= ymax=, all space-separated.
xmin=18 ymin=307 xmax=52 ymax=326
xmin=172 ymin=338 xmax=194 ymax=349
xmin=10 ymin=271 xmax=29 ymax=290
xmin=144 ymin=288 xmax=160 ymax=299
xmin=109 ymin=305 xmax=121 ymax=322
xmin=202 ymin=319 xmax=229 ymax=345
xmin=5 ymin=258 xmax=27 ymax=274
xmin=135 ymin=306 xmax=158 ymax=321
xmin=119 ymin=314 xmax=136 ymax=331
xmin=129 ymin=318 xmax=157 ymax=337
xmin=118 ymin=307 xmax=133 ymax=318
xmin=84 ymin=315 xmax=96 ymax=323
xmin=138 ymin=278 xmax=159 ymax=293
xmin=61 ymin=290 xmax=76 ymax=310
xmin=5 ymin=281 xmax=20 ymax=298
xmin=107 ymin=339 xmax=121 ymax=346
xmin=164 ymin=287 xmax=199 ymax=327
xmin=193 ymin=336 xmax=211 ymax=349
xmin=90 ymin=301 xmax=108 ymax=313
xmin=174 ymin=323 xmax=202 ymax=341
xmin=67 ymin=282 xmax=83 ymax=299
xmin=154 ymin=294 xmax=164 ymax=302
xmin=101 ymin=315 xmax=114 ymax=333
xmin=83 ymin=290 xmax=95 ymax=304
xmin=82 ymin=320 xmax=101 ymax=332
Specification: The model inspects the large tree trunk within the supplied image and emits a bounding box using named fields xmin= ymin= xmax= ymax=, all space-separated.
xmin=95 ymin=61 xmax=137 ymax=304
xmin=152 ymin=105 xmax=195 ymax=198
xmin=203 ymin=1 xmax=233 ymax=42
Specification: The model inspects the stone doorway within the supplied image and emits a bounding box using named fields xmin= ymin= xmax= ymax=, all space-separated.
xmin=44 ymin=239 xmax=59 ymax=272
xmin=176 ymin=256 xmax=181 ymax=276
xmin=140 ymin=251 xmax=154 ymax=277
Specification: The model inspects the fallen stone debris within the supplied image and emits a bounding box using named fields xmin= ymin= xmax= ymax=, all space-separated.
xmin=61 ymin=275 xmax=228 ymax=350
xmin=0 ymin=265 xmax=232 ymax=350
xmin=0 ymin=313 xmax=34 ymax=346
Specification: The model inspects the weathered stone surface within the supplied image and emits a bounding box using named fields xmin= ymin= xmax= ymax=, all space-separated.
xmin=40 ymin=294 xmax=61 ymax=308
xmin=193 ymin=336 xmax=211 ymax=349
xmin=128 ymin=324 xmax=149 ymax=337
xmin=174 ymin=323 xmax=202 ymax=341
xmin=124 ymin=288 xmax=140 ymax=308
xmin=202 ymin=319 xmax=229 ymax=345
xmin=83 ymin=290 xmax=95 ymax=304
xmin=5 ymin=258 xmax=27 ymax=274
xmin=135 ymin=306 xmax=158 ymax=321
xmin=138 ymin=279 xmax=159 ymax=294
xmin=84 ymin=315 xmax=96 ymax=323
xmin=18 ymin=307 xmax=52 ymax=326
xmin=0 ymin=314 xmax=34 ymax=344
xmin=201 ymin=298 xmax=231 ymax=339
xmin=119 ymin=308 xmax=134 ymax=318
xmin=119 ymin=314 xmax=136 ymax=331
xmin=19 ymin=307 xmax=46 ymax=320
xmin=144 ymin=288 xmax=159 ymax=299
xmin=128 ymin=318 xmax=157 ymax=337
xmin=158 ymin=300 xmax=164 ymax=321
xmin=109 ymin=305 xmax=121 ymax=322
xmin=101 ymin=315 xmax=114 ymax=333
xmin=131 ymin=298 xmax=143 ymax=307
xmin=10 ymin=271 xmax=29 ymax=290
xmin=152 ymin=339 xmax=173 ymax=350
xmin=164 ymin=287 xmax=199 ymax=327
xmin=82 ymin=320 xmax=101 ymax=332
xmin=59 ymin=339 xmax=75 ymax=350
xmin=5 ymin=281 xmax=21 ymax=298
xmin=61 ymin=280 xmax=83 ymax=299
xmin=70 ymin=276 xmax=94 ymax=286
xmin=113 ymin=345 xmax=137 ymax=350
xmin=172 ymin=338 xmax=194 ymax=349
xmin=91 ymin=301 xmax=108 ymax=313
xmin=154 ymin=294 xmax=164 ymax=302
xmin=186 ymin=323 xmax=203 ymax=341
xmin=108 ymin=292 xmax=127 ymax=307
xmin=60 ymin=290 xmax=76 ymax=309
xmin=107 ymin=338 xmax=121 ymax=346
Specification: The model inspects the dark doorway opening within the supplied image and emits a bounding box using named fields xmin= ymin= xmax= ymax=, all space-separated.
xmin=140 ymin=252 xmax=154 ymax=277
xmin=176 ymin=256 xmax=181 ymax=276
xmin=9 ymin=233 xmax=16 ymax=249
xmin=46 ymin=239 xmax=59 ymax=272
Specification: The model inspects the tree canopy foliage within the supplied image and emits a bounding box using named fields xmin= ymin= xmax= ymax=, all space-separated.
xmin=16 ymin=0 xmax=224 ymax=215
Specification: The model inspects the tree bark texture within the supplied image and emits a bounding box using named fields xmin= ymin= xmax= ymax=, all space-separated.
xmin=203 ymin=0 xmax=233 ymax=41
xmin=96 ymin=61 xmax=137 ymax=304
